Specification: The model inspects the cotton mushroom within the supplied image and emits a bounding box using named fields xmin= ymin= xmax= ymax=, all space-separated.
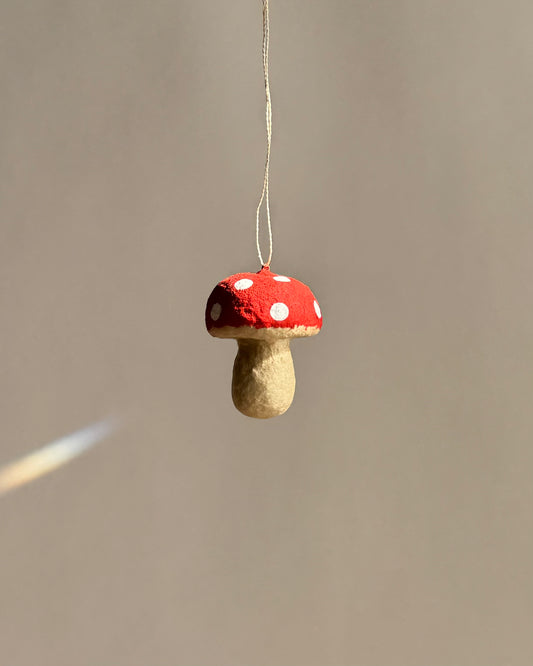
xmin=205 ymin=266 xmax=322 ymax=418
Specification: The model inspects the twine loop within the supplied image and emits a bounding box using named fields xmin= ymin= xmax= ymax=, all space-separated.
xmin=255 ymin=0 xmax=273 ymax=268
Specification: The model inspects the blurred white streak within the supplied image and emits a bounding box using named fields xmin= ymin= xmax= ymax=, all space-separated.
xmin=0 ymin=419 xmax=117 ymax=497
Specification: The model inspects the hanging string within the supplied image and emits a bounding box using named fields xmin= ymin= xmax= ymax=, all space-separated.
xmin=255 ymin=0 xmax=273 ymax=269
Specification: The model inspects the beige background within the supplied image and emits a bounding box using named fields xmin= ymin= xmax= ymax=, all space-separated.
xmin=2 ymin=1 xmax=533 ymax=664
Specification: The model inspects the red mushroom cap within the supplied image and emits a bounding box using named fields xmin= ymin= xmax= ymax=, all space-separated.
xmin=205 ymin=266 xmax=322 ymax=339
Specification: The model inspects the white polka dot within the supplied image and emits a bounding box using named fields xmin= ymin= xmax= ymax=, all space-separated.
xmin=234 ymin=278 xmax=253 ymax=290
xmin=273 ymin=275 xmax=291 ymax=282
xmin=210 ymin=303 xmax=222 ymax=321
xmin=314 ymin=300 xmax=322 ymax=318
xmin=270 ymin=302 xmax=289 ymax=321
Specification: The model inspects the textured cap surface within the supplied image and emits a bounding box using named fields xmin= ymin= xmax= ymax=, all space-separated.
xmin=205 ymin=266 xmax=322 ymax=337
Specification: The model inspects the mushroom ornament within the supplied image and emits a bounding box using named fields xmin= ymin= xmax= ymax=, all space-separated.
xmin=205 ymin=266 xmax=323 ymax=419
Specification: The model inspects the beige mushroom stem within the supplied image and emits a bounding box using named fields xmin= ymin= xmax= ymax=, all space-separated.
xmin=232 ymin=338 xmax=295 ymax=419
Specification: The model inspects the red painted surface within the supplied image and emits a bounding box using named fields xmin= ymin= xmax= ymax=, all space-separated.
xmin=205 ymin=266 xmax=322 ymax=331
